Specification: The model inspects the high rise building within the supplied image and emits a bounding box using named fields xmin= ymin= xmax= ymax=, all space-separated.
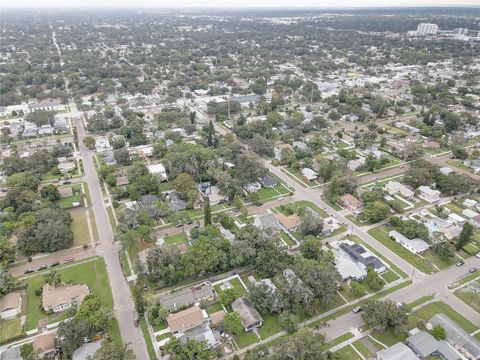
xmin=417 ymin=23 xmax=439 ymax=35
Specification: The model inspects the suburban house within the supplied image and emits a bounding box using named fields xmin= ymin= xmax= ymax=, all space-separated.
xmin=376 ymin=342 xmax=419 ymax=360
xmin=198 ymin=182 xmax=228 ymax=205
xmin=253 ymin=212 xmax=281 ymax=233
xmin=28 ymin=100 xmax=65 ymax=112
xmin=42 ymin=283 xmax=90 ymax=313
xmin=389 ymin=230 xmax=430 ymax=254
xmin=179 ymin=325 xmax=220 ymax=348
xmin=159 ymin=284 xmax=216 ymax=312
xmin=115 ymin=176 xmax=130 ymax=187
xmin=260 ymin=175 xmax=278 ymax=188
xmin=407 ymin=329 xmax=460 ymax=360
xmin=58 ymin=186 xmax=73 ymax=198
xmin=72 ymin=341 xmax=103 ymax=360
xmin=417 ymin=186 xmax=441 ymax=203
xmin=231 ymin=297 xmax=263 ymax=332
xmin=57 ymin=161 xmax=76 ymax=174
xmin=384 ymin=181 xmax=414 ymax=199
xmin=209 ymin=310 xmax=225 ymax=327
xmin=147 ymin=163 xmax=168 ymax=181
xmin=167 ymin=305 xmax=206 ymax=334
xmin=348 ymin=156 xmax=366 ymax=171
xmin=0 ymin=292 xmax=22 ymax=320
xmin=430 ymin=314 xmax=480 ymax=360
xmin=32 ymin=333 xmax=57 ymax=359
xmin=0 ymin=348 xmax=22 ymax=360
xmin=332 ymin=240 xmax=386 ymax=281
xmin=244 ymin=182 xmax=261 ymax=193
xmin=95 ymin=136 xmax=112 ymax=153
xmin=275 ymin=213 xmax=300 ymax=232
xmin=301 ymin=168 xmax=318 ymax=182
xmin=340 ymin=194 xmax=364 ymax=214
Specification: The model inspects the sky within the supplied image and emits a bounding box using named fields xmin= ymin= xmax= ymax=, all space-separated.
xmin=1 ymin=0 xmax=479 ymax=8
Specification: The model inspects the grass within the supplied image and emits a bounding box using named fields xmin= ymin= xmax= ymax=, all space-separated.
xmin=0 ymin=317 xmax=22 ymax=342
xmin=405 ymin=295 xmax=435 ymax=311
xmin=323 ymin=332 xmax=354 ymax=350
xmin=449 ymin=273 xmax=480 ymax=289
xmin=381 ymin=270 xmax=400 ymax=283
xmin=119 ymin=252 xmax=131 ymax=277
xmin=88 ymin=211 xmax=99 ymax=243
xmin=69 ymin=209 xmax=91 ymax=247
xmin=257 ymin=313 xmax=283 ymax=339
xmin=454 ymin=279 xmax=480 ymax=314
xmin=163 ymin=233 xmax=187 ymax=245
xmin=234 ymin=331 xmax=259 ymax=349
xmin=107 ymin=206 xmax=117 ymax=230
xmin=368 ymin=226 xmax=436 ymax=274
xmin=352 ymin=339 xmax=374 ymax=358
xmin=333 ymin=345 xmax=362 ymax=359
xmin=204 ymin=302 xmax=224 ymax=315
xmin=24 ymin=257 xmax=113 ymax=331
xmin=276 ymin=200 xmax=329 ymax=218
xmin=370 ymin=328 xmax=407 ymax=347
xmin=280 ymin=230 xmax=296 ymax=247
xmin=156 ymin=333 xmax=170 ymax=342
xmin=408 ymin=301 xmax=478 ymax=334
xmin=140 ymin=318 xmax=157 ymax=360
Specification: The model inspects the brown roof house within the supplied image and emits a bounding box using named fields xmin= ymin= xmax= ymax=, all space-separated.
xmin=275 ymin=213 xmax=300 ymax=232
xmin=33 ymin=333 xmax=57 ymax=359
xmin=209 ymin=310 xmax=225 ymax=327
xmin=167 ymin=305 xmax=206 ymax=334
xmin=42 ymin=283 xmax=89 ymax=313
xmin=115 ymin=176 xmax=130 ymax=187
xmin=0 ymin=292 xmax=22 ymax=320
xmin=231 ymin=297 xmax=263 ymax=332
xmin=58 ymin=186 xmax=73 ymax=198
xmin=340 ymin=194 xmax=364 ymax=214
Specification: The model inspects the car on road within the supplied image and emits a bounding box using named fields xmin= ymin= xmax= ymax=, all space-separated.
xmin=476 ymin=252 xmax=480 ymax=259
xmin=255 ymin=202 xmax=263 ymax=207
xmin=50 ymin=261 xmax=60 ymax=267
xmin=24 ymin=268 xmax=35 ymax=274
xmin=62 ymin=180 xmax=72 ymax=185
xmin=63 ymin=257 xmax=74 ymax=263
xmin=469 ymin=267 xmax=478 ymax=273
xmin=37 ymin=265 xmax=48 ymax=271
xmin=456 ymin=260 xmax=465 ymax=266
xmin=352 ymin=306 xmax=363 ymax=314
xmin=134 ymin=319 xmax=139 ymax=327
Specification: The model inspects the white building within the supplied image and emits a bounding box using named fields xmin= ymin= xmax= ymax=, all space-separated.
xmin=147 ymin=163 xmax=168 ymax=181
xmin=417 ymin=23 xmax=439 ymax=35
xmin=0 ymin=292 xmax=22 ymax=320
xmin=417 ymin=186 xmax=441 ymax=203
xmin=95 ymin=136 xmax=112 ymax=153
xmin=385 ymin=181 xmax=414 ymax=199
xmin=389 ymin=230 xmax=430 ymax=254
xmin=301 ymin=168 xmax=318 ymax=181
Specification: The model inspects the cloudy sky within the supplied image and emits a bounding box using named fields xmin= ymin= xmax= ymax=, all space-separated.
xmin=1 ymin=0 xmax=478 ymax=8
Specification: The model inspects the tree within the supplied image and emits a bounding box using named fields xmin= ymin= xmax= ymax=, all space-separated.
xmin=162 ymin=337 xmax=215 ymax=360
xmin=224 ymin=312 xmax=243 ymax=335
xmin=0 ymin=265 xmax=14 ymax=298
xmin=189 ymin=111 xmax=196 ymax=124
xmin=298 ymin=212 xmax=324 ymax=237
xmin=249 ymin=134 xmax=274 ymax=157
xmin=114 ymin=148 xmax=131 ymax=166
xmin=83 ymin=136 xmax=96 ymax=150
xmin=76 ymin=295 xmax=111 ymax=332
xmin=56 ymin=318 xmax=96 ymax=358
xmin=172 ymin=173 xmax=197 ymax=199
xmin=279 ymin=311 xmax=298 ymax=333
xmin=7 ymin=172 xmax=40 ymax=191
xmin=40 ymin=184 xmax=61 ymax=203
xmin=203 ymin=197 xmax=211 ymax=226
xmin=0 ymin=237 xmax=16 ymax=265
xmin=363 ymin=201 xmax=390 ymax=223
xmin=147 ymin=246 xmax=183 ymax=286
xmin=452 ymin=147 xmax=468 ymax=160
xmin=365 ymin=267 xmax=384 ymax=291
xmin=219 ymin=288 xmax=241 ymax=306
xmin=207 ymin=120 xmax=215 ymax=147
xmin=299 ymin=236 xmax=323 ymax=260
xmin=435 ymin=241 xmax=455 ymax=261
xmin=350 ymin=281 xmax=366 ymax=298
xmin=270 ymin=329 xmax=325 ymax=360
xmin=430 ymin=325 xmax=446 ymax=340
xmin=456 ymin=222 xmax=473 ymax=250
xmin=362 ymin=300 xmax=408 ymax=334
xmin=43 ymin=271 xmax=62 ymax=287
xmin=91 ymin=341 xmax=135 ymax=360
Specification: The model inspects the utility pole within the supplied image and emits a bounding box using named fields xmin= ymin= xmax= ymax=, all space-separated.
xmin=227 ymin=94 xmax=231 ymax=120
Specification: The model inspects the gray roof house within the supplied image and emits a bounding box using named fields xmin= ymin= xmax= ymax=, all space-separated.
xmin=430 ymin=314 xmax=480 ymax=360
xmin=231 ymin=297 xmax=263 ymax=332
xmin=253 ymin=212 xmax=281 ymax=232
xmin=159 ymin=284 xmax=216 ymax=311
xmin=376 ymin=342 xmax=419 ymax=360
xmin=260 ymin=175 xmax=278 ymax=188
xmin=0 ymin=348 xmax=22 ymax=360
xmin=72 ymin=341 xmax=103 ymax=360
xmin=407 ymin=330 xmax=459 ymax=360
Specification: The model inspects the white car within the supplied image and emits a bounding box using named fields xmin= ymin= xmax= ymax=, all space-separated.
xmin=476 ymin=252 xmax=480 ymax=259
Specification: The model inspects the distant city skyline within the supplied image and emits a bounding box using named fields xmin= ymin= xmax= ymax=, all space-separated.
xmin=1 ymin=0 xmax=479 ymax=9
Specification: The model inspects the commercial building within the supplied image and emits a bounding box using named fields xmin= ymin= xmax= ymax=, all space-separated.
xmin=417 ymin=23 xmax=439 ymax=35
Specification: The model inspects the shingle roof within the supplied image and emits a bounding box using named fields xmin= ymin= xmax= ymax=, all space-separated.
xmin=167 ymin=305 xmax=204 ymax=333
xmin=231 ymin=297 xmax=263 ymax=329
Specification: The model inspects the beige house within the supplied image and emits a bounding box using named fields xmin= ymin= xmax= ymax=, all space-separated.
xmin=33 ymin=333 xmax=57 ymax=358
xmin=0 ymin=292 xmax=22 ymax=320
xmin=167 ymin=305 xmax=205 ymax=334
xmin=42 ymin=283 xmax=89 ymax=313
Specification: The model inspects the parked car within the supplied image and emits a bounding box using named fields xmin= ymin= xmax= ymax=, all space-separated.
xmin=352 ymin=306 xmax=363 ymax=314
xmin=456 ymin=260 xmax=465 ymax=266
xmin=143 ymin=284 xmax=148 ymax=291
xmin=255 ymin=202 xmax=263 ymax=207
xmin=62 ymin=181 xmax=72 ymax=185
xmin=24 ymin=268 xmax=35 ymax=274
xmin=50 ymin=261 xmax=60 ymax=267
xmin=476 ymin=252 xmax=480 ymax=259
xmin=37 ymin=265 xmax=48 ymax=271
xmin=469 ymin=267 xmax=478 ymax=273
xmin=63 ymin=257 xmax=74 ymax=263
xmin=134 ymin=319 xmax=140 ymax=327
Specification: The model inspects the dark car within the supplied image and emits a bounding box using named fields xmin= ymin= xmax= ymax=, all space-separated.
xmin=469 ymin=267 xmax=478 ymax=273
xmin=134 ymin=319 xmax=140 ymax=327
xmin=62 ymin=181 xmax=72 ymax=185
xmin=50 ymin=261 xmax=60 ymax=267
xmin=24 ymin=268 xmax=35 ymax=274
xmin=352 ymin=306 xmax=363 ymax=314
xmin=37 ymin=265 xmax=48 ymax=271
xmin=255 ymin=202 xmax=263 ymax=207
xmin=143 ymin=284 xmax=148 ymax=291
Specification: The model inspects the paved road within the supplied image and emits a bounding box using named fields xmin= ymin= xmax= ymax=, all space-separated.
xmin=73 ymin=106 xmax=149 ymax=359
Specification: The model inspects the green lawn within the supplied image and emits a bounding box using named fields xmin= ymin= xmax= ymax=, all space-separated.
xmin=234 ymin=331 xmax=259 ymax=349
xmin=24 ymin=257 xmax=114 ymax=331
xmin=405 ymin=295 xmax=435 ymax=312
xmin=323 ymin=332 xmax=354 ymax=350
xmin=276 ymin=201 xmax=329 ymax=218
xmin=381 ymin=270 xmax=400 ymax=283
xmin=140 ymin=318 xmax=157 ymax=360
xmin=280 ymin=230 xmax=296 ymax=247
xmin=352 ymin=339 xmax=374 ymax=359
xmin=69 ymin=209 xmax=91 ymax=247
xmin=0 ymin=317 xmax=22 ymax=342
xmin=444 ymin=202 xmax=465 ymax=216
xmin=449 ymin=273 xmax=480 ymax=289
xmin=257 ymin=313 xmax=283 ymax=339
xmin=333 ymin=345 xmax=362 ymax=359
xmin=163 ymin=233 xmax=187 ymax=245
xmin=368 ymin=226 xmax=436 ymax=274
xmin=119 ymin=252 xmax=131 ymax=277
xmin=204 ymin=302 xmax=224 ymax=315
xmin=370 ymin=328 xmax=407 ymax=347
xmin=454 ymin=279 xmax=480 ymax=314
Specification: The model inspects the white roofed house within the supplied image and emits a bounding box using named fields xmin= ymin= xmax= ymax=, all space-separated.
xmin=0 ymin=292 xmax=22 ymax=320
xmin=388 ymin=230 xmax=430 ymax=254
xmin=147 ymin=163 xmax=168 ymax=181
xmin=28 ymin=99 xmax=65 ymax=113
xmin=301 ymin=167 xmax=318 ymax=182
xmin=95 ymin=136 xmax=112 ymax=153
xmin=417 ymin=186 xmax=441 ymax=203
xmin=384 ymin=181 xmax=414 ymax=199
xmin=42 ymin=283 xmax=89 ymax=313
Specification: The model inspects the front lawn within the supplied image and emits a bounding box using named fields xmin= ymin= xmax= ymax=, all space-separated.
xmin=454 ymin=279 xmax=480 ymax=314
xmin=257 ymin=313 xmax=282 ymax=339
xmin=24 ymin=257 xmax=113 ymax=331
xmin=333 ymin=345 xmax=362 ymax=359
xmin=163 ymin=233 xmax=187 ymax=245
xmin=69 ymin=209 xmax=91 ymax=247
xmin=0 ymin=317 xmax=22 ymax=342
xmin=234 ymin=331 xmax=259 ymax=349
xmin=368 ymin=226 xmax=436 ymax=274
